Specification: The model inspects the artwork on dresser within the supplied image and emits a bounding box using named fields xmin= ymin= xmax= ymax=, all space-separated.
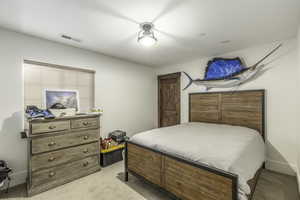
xmin=45 ymin=89 xmax=79 ymax=111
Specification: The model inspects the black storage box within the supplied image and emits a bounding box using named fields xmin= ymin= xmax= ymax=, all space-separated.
xmin=100 ymin=148 xmax=123 ymax=167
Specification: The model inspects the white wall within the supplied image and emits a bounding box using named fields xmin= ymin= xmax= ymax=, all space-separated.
xmin=297 ymin=25 xmax=300 ymax=193
xmin=0 ymin=28 xmax=157 ymax=186
xmin=156 ymin=39 xmax=299 ymax=176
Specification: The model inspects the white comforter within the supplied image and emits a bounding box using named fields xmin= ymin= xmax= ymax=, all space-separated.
xmin=130 ymin=122 xmax=265 ymax=200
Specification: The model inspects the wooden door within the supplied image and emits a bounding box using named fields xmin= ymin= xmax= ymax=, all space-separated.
xmin=158 ymin=73 xmax=181 ymax=127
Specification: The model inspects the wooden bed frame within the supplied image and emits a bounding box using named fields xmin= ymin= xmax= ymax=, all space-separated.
xmin=125 ymin=89 xmax=265 ymax=200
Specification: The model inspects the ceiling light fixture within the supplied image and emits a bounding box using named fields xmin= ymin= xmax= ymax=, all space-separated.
xmin=138 ymin=22 xmax=157 ymax=47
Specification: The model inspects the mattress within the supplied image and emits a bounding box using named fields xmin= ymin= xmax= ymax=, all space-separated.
xmin=130 ymin=122 xmax=265 ymax=200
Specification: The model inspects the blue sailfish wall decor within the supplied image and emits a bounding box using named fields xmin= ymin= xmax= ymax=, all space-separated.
xmin=183 ymin=44 xmax=282 ymax=91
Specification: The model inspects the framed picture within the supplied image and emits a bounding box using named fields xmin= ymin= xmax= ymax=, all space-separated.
xmin=44 ymin=89 xmax=79 ymax=111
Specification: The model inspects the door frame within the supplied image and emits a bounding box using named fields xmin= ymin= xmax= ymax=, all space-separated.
xmin=158 ymin=72 xmax=181 ymax=128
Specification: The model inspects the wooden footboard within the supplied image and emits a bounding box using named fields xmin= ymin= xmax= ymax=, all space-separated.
xmin=126 ymin=142 xmax=163 ymax=186
xmin=125 ymin=142 xmax=238 ymax=200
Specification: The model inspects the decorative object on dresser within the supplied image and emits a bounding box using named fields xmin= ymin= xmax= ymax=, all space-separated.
xmin=25 ymin=114 xmax=101 ymax=196
xmin=45 ymin=90 xmax=79 ymax=111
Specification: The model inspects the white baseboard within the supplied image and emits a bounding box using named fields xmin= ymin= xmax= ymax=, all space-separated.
xmin=266 ymin=159 xmax=297 ymax=176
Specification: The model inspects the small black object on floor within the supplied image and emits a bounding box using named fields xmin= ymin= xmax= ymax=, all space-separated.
xmin=0 ymin=160 xmax=12 ymax=193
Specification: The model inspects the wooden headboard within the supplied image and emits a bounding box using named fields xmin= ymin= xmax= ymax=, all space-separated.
xmin=189 ymin=90 xmax=265 ymax=139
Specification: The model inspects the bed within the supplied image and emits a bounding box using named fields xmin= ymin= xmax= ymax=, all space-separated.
xmin=125 ymin=90 xmax=265 ymax=200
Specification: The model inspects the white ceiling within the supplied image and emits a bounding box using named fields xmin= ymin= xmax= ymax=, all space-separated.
xmin=0 ymin=0 xmax=299 ymax=67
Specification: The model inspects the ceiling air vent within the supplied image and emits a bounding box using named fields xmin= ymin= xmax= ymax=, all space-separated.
xmin=61 ymin=34 xmax=81 ymax=43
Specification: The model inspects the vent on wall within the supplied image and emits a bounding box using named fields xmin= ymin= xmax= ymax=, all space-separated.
xmin=61 ymin=34 xmax=81 ymax=43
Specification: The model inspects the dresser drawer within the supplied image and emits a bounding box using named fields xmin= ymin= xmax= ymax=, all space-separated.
xmin=31 ymin=142 xmax=99 ymax=172
xmin=32 ymin=129 xmax=99 ymax=154
xmin=31 ymin=156 xmax=100 ymax=188
xmin=71 ymin=118 xmax=98 ymax=129
xmin=31 ymin=121 xmax=70 ymax=135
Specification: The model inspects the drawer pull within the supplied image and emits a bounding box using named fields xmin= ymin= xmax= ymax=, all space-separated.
xmin=48 ymin=157 xmax=56 ymax=162
xmin=83 ymin=122 xmax=89 ymax=126
xmin=83 ymin=149 xmax=89 ymax=153
xmin=83 ymin=161 xmax=89 ymax=167
xmin=48 ymin=125 xmax=56 ymax=130
xmin=49 ymin=171 xmax=56 ymax=177
xmin=83 ymin=135 xmax=89 ymax=140
xmin=48 ymin=141 xmax=56 ymax=147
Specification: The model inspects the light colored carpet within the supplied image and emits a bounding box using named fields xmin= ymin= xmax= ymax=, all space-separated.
xmin=0 ymin=161 xmax=299 ymax=200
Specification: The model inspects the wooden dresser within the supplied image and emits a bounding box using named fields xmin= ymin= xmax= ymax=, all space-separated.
xmin=26 ymin=114 xmax=101 ymax=196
